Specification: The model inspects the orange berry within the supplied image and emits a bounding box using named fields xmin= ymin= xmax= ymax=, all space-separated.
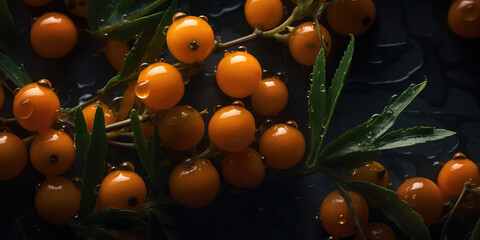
xmin=157 ymin=105 xmax=205 ymax=151
xmin=99 ymin=169 xmax=147 ymax=211
xmin=0 ymin=84 xmax=4 ymax=110
xmin=82 ymin=102 xmax=117 ymax=133
xmin=141 ymin=121 xmax=155 ymax=141
xmin=166 ymin=13 xmax=214 ymax=64
xmin=35 ymin=176 xmax=81 ymax=226
xmin=319 ymin=190 xmax=369 ymax=238
xmin=23 ymin=0 xmax=51 ymax=7
xmin=448 ymin=0 xmax=480 ymax=38
xmin=437 ymin=152 xmax=480 ymax=199
xmin=343 ymin=161 xmax=389 ymax=188
xmin=244 ymin=0 xmax=283 ymax=30
xmin=64 ymin=0 xmax=86 ymax=18
xmin=30 ymin=12 xmax=77 ymax=59
xmin=135 ymin=62 xmax=184 ymax=110
xmin=396 ymin=177 xmax=444 ymax=226
xmin=259 ymin=122 xmax=305 ymax=169
xmin=326 ymin=0 xmax=376 ymax=36
xmin=105 ymin=39 xmax=130 ymax=72
xmin=354 ymin=222 xmax=396 ymax=240
xmin=288 ymin=22 xmax=332 ymax=66
xmin=251 ymin=77 xmax=288 ymax=116
xmin=29 ymin=129 xmax=75 ymax=176
xmin=13 ymin=80 xmax=60 ymax=132
xmin=0 ymin=132 xmax=28 ymax=180
xmin=221 ymin=147 xmax=265 ymax=189
xmin=216 ymin=51 xmax=262 ymax=98
xmin=208 ymin=103 xmax=256 ymax=152
xmin=169 ymin=158 xmax=220 ymax=208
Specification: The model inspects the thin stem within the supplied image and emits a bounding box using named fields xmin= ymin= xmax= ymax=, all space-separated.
xmin=0 ymin=117 xmax=17 ymax=124
xmin=440 ymin=181 xmax=471 ymax=240
xmin=296 ymin=165 xmax=328 ymax=178
xmin=105 ymin=114 xmax=150 ymax=132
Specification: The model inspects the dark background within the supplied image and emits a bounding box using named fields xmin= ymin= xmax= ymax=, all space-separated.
xmin=1 ymin=0 xmax=479 ymax=239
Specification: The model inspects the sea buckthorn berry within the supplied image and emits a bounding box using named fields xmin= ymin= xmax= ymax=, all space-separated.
xmin=319 ymin=190 xmax=369 ymax=238
xmin=251 ymin=77 xmax=289 ymax=116
xmin=13 ymin=80 xmax=60 ymax=132
xmin=244 ymin=0 xmax=283 ymax=30
xmin=396 ymin=177 xmax=444 ymax=226
xmin=64 ymin=0 xmax=86 ymax=18
xmin=30 ymin=129 xmax=75 ymax=176
xmin=288 ymin=22 xmax=332 ymax=66
xmin=158 ymin=105 xmax=205 ymax=151
xmin=216 ymin=51 xmax=262 ymax=98
xmin=0 ymin=132 xmax=28 ymax=180
xmin=354 ymin=222 xmax=396 ymax=240
xmin=437 ymin=152 xmax=480 ymax=199
xmin=23 ymin=0 xmax=51 ymax=7
xmin=82 ymin=102 xmax=117 ymax=133
xmin=169 ymin=158 xmax=220 ymax=208
xmin=99 ymin=170 xmax=147 ymax=211
xmin=166 ymin=13 xmax=214 ymax=64
xmin=221 ymin=147 xmax=265 ymax=189
xmin=35 ymin=176 xmax=81 ymax=226
xmin=448 ymin=0 xmax=480 ymax=38
xmin=105 ymin=39 xmax=130 ymax=72
xmin=208 ymin=104 xmax=256 ymax=152
xmin=0 ymin=84 xmax=4 ymax=110
xmin=30 ymin=12 xmax=77 ymax=59
xmin=344 ymin=161 xmax=389 ymax=188
xmin=135 ymin=62 xmax=184 ymax=110
xmin=259 ymin=122 xmax=305 ymax=169
xmin=326 ymin=0 xmax=376 ymax=36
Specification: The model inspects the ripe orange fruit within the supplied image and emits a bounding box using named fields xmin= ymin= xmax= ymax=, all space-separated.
xmin=64 ymin=0 xmax=86 ymax=18
xmin=105 ymin=39 xmax=130 ymax=72
xmin=0 ymin=132 xmax=28 ymax=180
xmin=221 ymin=147 xmax=265 ymax=189
xmin=244 ymin=0 xmax=283 ymax=30
xmin=326 ymin=0 xmax=376 ymax=36
xmin=343 ymin=161 xmax=389 ymax=188
xmin=82 ymin=102 xmax=117 ymax=133
xmin=99 ymin=168 xmax=147 ymax=211
xmin=251 ymin=77 xmax=288 ymax=116
xmin=288 ymin=22 xmax=332 ymax=66
xmin=448 ymin=0 xmax=480 ymax=38
xmin=437 ymin=152 xmax=480 ymax=199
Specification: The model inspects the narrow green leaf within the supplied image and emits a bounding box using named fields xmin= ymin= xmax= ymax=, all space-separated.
xmin=144 ymin=0 xmax=178 ymax=63
xmin=79 ymin=105 xmax=108 ymax=220
xmin=83 ymin=208 xmax=144 ymax=230
xmin=345 ymin=180 xmax=431 ymax=240
xmin=74 ymin=107 xmax=90 ymax=167
xmin=370 ymin=127 xmax=456 ymax=151
xmin=470 ymin=218 xmax=480 ymax=240
xmin=0 ymin=52 xmax=31 ymax=88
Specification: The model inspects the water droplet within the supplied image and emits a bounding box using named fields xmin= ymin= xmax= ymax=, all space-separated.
xmin=403 ymin=174 xmax=411 ymax=180
xmin=54 ymin=109 xmax=63 ymax=121
xmin=308 ymin=73 xmax=313 ymax=81
xmin=158 ymin=58 xmax=166 ymax=63
xmin=121 ymin=14 xmax=128 ymax=22
xmin=388 ymin=94 xmax=398 ymax=105
xmin=13 ymin=88 xmax=21 ymax=95
xmin=232 ymin=100 xmax=245 ymax=108
xmin=337 ymin=214 xmax=347 ymax=225
xmin=99 ymin=19 xmax=105 ymax=23
xmin=94 ymin=184 xmax=101 ymax=194
xmin=286 ymin=120 xmax=298 ymax=129
xmin=108 ymin=166 xmax=118 ymax=173
xmin=30 ymin=17 xmax=37 ymax=25
xmin=236 ymin=46 xmax=247 ymax=52
xmin=60 ymin=124 xmax=72 ymax=135
xmin=163 ymin=26 xmax=170 ymax=35
xmin=262 ymin=69 xmax=273 ymax=78
xmin=461 ymin=2 xmax=480 ymax=21
xmin=275 ymin=71 xmax=288 ymax=83
xmin=135 ymin=80 xmax=151 ymax=99
xmin=453 ymin=152 xmax=467 ymax=160
xmin=371 ymin=113 xmax=380 ymax=119
xmin=17 ymin=98 xmax=33 ymax=119
xmin=139 ymin=63 xmax=150 ymax=71
xmin=72 ymin=177 xmax=82 ymax=189
xmin=120 ymin=161 xmax=135 ymax=171
xmin=37 ymin=79 xmax=52 ymax=89
xmin=199 ymin=15 xmax=208 ymax=22
xmin=214 ymin=105 xmax=223 ymax=113
xmin=183 ymin=158 xmax=195 ymax=169
xmin=172 ymin=12 xmax=187 ymax=22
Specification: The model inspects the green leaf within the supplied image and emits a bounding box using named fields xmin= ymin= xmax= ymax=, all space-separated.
xmin=470 ymin=218 xmax=480 ymax=240
xmin=369 ymin=127 xmax=456 ymax=151
xmin=74 ymin=107 xmax=90 ymax=167
xmin=83 ymin=208 xmax=144 ymax=230
xmin=79 ymin=105 xmax=108 ymax=220
xmin=78 ymin=226 xmax=115 ymax=240
xmin=144 ymin=0 xmax=178 ymax=63
xmin=0 ymin=52 xmax=31 ymax=88
xmin=345 ymin=180 xmax=431 ymax=240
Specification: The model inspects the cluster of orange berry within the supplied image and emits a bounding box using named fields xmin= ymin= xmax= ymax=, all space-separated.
xmin=318 ymin=152 xmax=480 ymax=239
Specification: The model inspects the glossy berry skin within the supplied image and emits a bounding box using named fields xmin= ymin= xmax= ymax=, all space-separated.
xmin=344 ymin=161 xmax=389 ymax=188
xmin=82 ymin=102 xmax=117 ymax=133
xmin=244 ymin=0 xmax=283 ymax=30
xmin=208 ymin=105 xmax=256 ymax=152
xmin=221 ymin=147 xmax=265 ymax=189
xmin=259 ymin=123 xmax=305 ymax=169
xmin=0 ymin=84 xmax=4 ymax=110
xmin=169 ymin=158 xmax=220 ymax=208
xmin=319 ymin=190 xmax=369 ymax=238
xmin=158 ymin=105 xmax=205 ymax=151
xmin=216 ymin=51 xmax=262 ymax=98
xmin=166 ymin=14 xmax=214 ymax=64
xmin=30 ymin=129 xmax=75 ymax=176
xmin=135 ymin=62 xmax=184 ymax=110
xmin=23 ymin=0 xmax=51 ymax=7
xmin=354 ymin=222 xmax=396 ymax=240
xmin=0 ymin=132 xmax=28 ymax=180
xmin=64 ymin=0 xmax=86 ymax=18
xmin=99 ymin=170 xmax=147 ymax=211
xmin=437 ymin=152 xmax=480 ymax=199
xmin=35 ymin=176 xmax=81 ymax=226
xmin=13 ymin=81 xmax=60 ymax=132
xmin=288 ymin=22 xmax=332 ymax=66
xmin=326 ymin=0 xmax=376 ymax=36
xmin=251 ymin=77 xmax=288 ymax=116
xmin=105 ymin=39 xmax=129 ymax=72
xmin=30 ymin=12 xmax=77 ymax=59
xmin=448 ymin=0 xmax=480 ymax=38
xmin=396 ymin=177 xmax=444 ymax=226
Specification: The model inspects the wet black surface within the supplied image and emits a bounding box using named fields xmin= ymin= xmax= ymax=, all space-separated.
xmin=1 ymin=0 xmax=479 ymax=239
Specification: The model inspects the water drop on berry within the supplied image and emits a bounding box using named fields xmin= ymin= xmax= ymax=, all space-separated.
xmin=135 ymin=80 xmax=151 ymax=99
